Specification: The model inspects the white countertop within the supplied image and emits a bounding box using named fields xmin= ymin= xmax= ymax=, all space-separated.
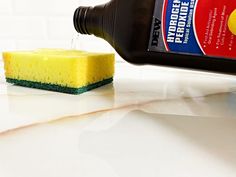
xmin=0 ymin=60 xmax=236 ymax=177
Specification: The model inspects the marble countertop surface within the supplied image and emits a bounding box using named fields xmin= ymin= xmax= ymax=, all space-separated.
xmin=0 ymin=60 xmax=236 ymax=177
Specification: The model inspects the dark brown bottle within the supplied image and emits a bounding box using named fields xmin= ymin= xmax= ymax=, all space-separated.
xmin=74 ymin=0 xmax=236 ymax=75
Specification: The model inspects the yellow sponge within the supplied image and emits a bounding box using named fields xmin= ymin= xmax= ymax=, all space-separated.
xmin=3 ymin=49 xmax=115 ymax=94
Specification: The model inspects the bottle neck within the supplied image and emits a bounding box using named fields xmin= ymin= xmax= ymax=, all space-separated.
xmin=73 ymin=3 xmax=115 ymax=45
xmin=74 ymin=5 xmax=106 ymax=37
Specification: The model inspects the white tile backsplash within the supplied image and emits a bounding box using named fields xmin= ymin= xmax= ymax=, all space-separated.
xmin=47 ymin=17 xmax=76 ymax=40
xmin=15 ymin=39 xmax=72 ymax=50
xmin=12 ymin=0 xmax=77 ymax=16
xmin=0 ymin=40 xmax=16 ymax=53
xmin=0 ymin=0 xmax=12 ymax=15
xmin=0 ymin=16 xmax=47 ymax=40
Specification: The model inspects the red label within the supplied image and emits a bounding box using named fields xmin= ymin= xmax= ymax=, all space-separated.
xmin=194 ymin=0 xmax=236 ymax=58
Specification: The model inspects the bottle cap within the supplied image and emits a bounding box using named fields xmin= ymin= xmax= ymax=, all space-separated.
xmin=228 ymin=9 xmax=236 ymax=35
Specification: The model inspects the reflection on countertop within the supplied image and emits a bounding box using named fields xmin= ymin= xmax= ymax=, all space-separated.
xmin=0 ymin=62 xmax=236 ymax=177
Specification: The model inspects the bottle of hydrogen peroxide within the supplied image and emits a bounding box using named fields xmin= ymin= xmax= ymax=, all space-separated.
xmin=74 ymin=0 xmax=236 ymax=75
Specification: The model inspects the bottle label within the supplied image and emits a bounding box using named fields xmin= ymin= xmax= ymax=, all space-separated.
xmin=148 ymin=0 xmax=236 ymax=59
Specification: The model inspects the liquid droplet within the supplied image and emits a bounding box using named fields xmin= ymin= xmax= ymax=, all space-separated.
xmin=71 ymin=34 xmax=80 ymax=50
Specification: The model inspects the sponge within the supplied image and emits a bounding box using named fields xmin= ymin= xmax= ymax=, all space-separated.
xmin=228 ymin=9 xmax=236 ymax=35
xmin=3 ymin=49 xmax=115 ymax=94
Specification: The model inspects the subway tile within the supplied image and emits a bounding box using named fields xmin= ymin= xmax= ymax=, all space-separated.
xmin=15 ymin=40 xmax=71 ymax=50
xmin=0 ymin=40 xmax=16 ymax=53
xmin=0 ymin=0 xmax=12 ymax=14
xmin=12 ymin=0 xmax=79 ymax=16
xmin=47 ymin=17 xmax=75 ymax=40
xmin=0 ymin=16 xmax=47 ymax=40
xmin=12 ymin=0 xmax=110 ymax=16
